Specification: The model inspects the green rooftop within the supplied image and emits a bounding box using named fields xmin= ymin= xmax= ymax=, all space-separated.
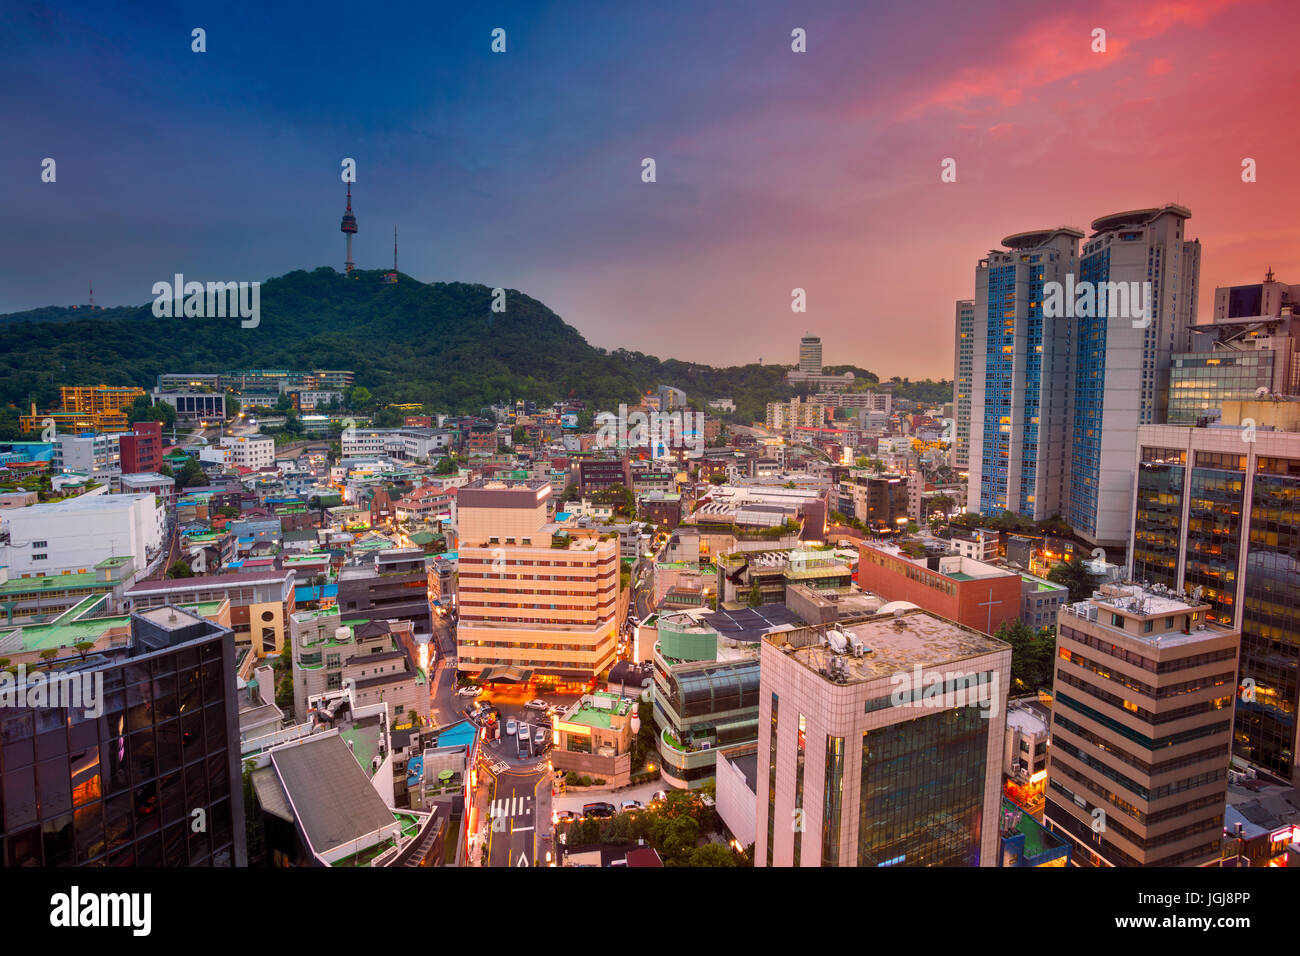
xmin=561 ymin=691 xmax=631 ymax=730
xmin=0 ymin=599 xmax=227 ymax=653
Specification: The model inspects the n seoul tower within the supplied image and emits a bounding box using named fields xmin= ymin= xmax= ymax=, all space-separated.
xmin=340 ymin=182 xmax=358 ymax=274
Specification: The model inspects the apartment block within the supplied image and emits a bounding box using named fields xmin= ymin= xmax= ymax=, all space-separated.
xmin=967 ymin=227 xmax=1081 ymax=523
xmin=953 ymin=298 xmax=975 ymax=470
xmin=755 ymin=608 xmax=1011 ymax=867
xmin=219 ymin=434 xmax=275 ymax=470
xmin=1068 ymin=205 xmax=1199 ymax=546
xmin=1044 ymin=584 xmax=1239 ymax=867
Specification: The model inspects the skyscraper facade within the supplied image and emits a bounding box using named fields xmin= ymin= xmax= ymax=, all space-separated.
xmin=967 ymin=227 xmax=1082 ymax=522
xmin=1068 ymin=205 xmax=1199 ymax=546
xmin=1132 ymin=417 xmax=1300 ymax=786
xmin=953 ymin=299 xmax=974 ymax=470
xmin=799 ymin=335 xmax=823 ymax=374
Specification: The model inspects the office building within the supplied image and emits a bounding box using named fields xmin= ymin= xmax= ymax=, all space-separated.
xmin=967 ymin=226 xmax=1082 ymax=523
xmin=1132 ymin=415 xmax=1300 ymax=785
xmin=1168 ymin=269 xmax=1300 ymax=423
xmin=0 ymin=604 xmax=246 ymax=866
xmin=953 ymin=298 xmax=975 ymax=470
xmin=799 ymin=335 xmax=823 ymax=374
xmin=1044 ymin=584 xmax=1239 ymax=867
xmin=755 ymin=608 xmax=1011 ymax=867
xmin=651 ymin=608 xmax=769 ymax=788
xmin=455 ymin=479 xmax=619 ymax=685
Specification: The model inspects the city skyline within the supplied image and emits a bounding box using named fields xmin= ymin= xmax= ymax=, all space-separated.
xmin=5 ymin=0 xmax=1300 ymax=379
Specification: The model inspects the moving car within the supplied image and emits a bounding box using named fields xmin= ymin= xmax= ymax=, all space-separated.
xmin=505 ymin=718 xmax=517 ymax=736
xmin=524 ymin=699 xmax=549 ymax=711
xmin=456 ymin=685 xmax=482 ymax=697
xmin=620 ymin=799 xmax=644 ymax=812
xmin=650 ymin=790 xmax=667 ymax=805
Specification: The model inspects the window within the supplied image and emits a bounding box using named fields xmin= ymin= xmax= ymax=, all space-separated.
xmin=32 ymin=540 xmax=47 ymax=548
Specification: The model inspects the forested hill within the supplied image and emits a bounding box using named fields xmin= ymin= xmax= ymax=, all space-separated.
xmin=0 ymin=268 xmax=943 ymax=419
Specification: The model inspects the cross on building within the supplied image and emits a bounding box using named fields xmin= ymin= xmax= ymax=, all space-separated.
xmin=978 ymin=588 xmax=1003 ymax=635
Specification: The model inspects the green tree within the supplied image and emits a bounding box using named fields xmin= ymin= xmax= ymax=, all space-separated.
xmin=348 ymin=386 xmax=372 ymax=409
xmin=681 ymin=843 xmax=738 ymax=867
xmin=994 ymin=619 xmax=1056 ymax=692
xmin=747 ymin=581 xmax=762 ymax=607
xmin=174 ymin=458 xmax=207 ymax=491
xmin=1047 ymin=559 xmax=1100 ymax=603
xmin=167 ymin=559 xmax=194 ymax=579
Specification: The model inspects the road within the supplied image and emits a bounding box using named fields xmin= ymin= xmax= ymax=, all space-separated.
xmin=485 ymin=765 xmax=550 ymax=867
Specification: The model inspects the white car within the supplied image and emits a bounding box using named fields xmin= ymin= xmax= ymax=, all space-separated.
xmin=650 ymin=790 xmax=667 ymax=805
xmin=456 ymin=685 xmax=482 ymax=697
xmin=505 ymin=718 xmax=517 ymax=736
xmin=620 ymin=800 xmax=644 ymax=812
xmin=524 ymin=699 xmax=549 ymax=712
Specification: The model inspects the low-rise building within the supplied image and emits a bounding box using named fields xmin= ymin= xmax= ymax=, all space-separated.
xmin=552 ymin=691 xmax=637 ymax=788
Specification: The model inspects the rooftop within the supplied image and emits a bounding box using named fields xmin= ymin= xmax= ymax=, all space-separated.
xmin=764 ymin=607 xmax=1009 ymax=684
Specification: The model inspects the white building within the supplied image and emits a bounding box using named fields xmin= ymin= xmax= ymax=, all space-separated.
xmin=0 ymin=493 xmax=164 ymax=576
xmin=220 ymin=434 xmax=276 ymax=469
xmin=53 ymin=432 xmax=125 ymax=488
xmin=341 ymin=428 xmax=452 ymax=461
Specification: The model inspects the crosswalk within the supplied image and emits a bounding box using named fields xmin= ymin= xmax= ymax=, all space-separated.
xmin=490 ymin=795 xmax=533 ymax=820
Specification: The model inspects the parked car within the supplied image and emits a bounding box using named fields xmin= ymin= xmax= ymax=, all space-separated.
xmin=620 ymin=799 xmax=644 ymax=812
xmin=554 ymin=810 xmax=576 ymax=824
xmin=650 ymin=790 xmax=667 ymax=805
xmin=583 ymin=802 xmax=616 ymax=819
xmin=533 ymin=727 xmax=547 ymax=748
xmin=505 ymin=718 xmax=517 ymax=736
xmin=456 ymin=685 xmax=482 ymax=697
xmin=524 ymin=699 xmax=549 ymax=711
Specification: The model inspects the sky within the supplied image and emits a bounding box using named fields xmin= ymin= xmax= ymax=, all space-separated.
xmin=4 ymin=0 xmax=1299 ymax=380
